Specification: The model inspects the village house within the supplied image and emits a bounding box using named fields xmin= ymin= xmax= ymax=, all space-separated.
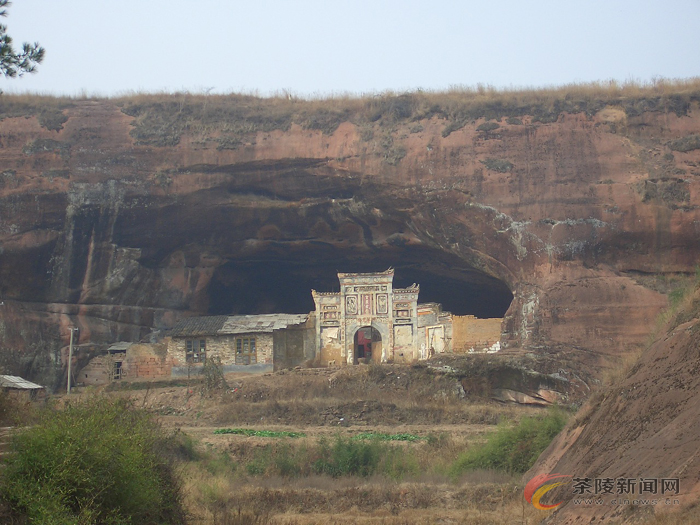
xmin=167 ymin=313 xmax=310 ymax=374
xmin=0 ymin=375 xmax=45 ymax=401
xmin=76 ymin=269 xmax=503 ymax=383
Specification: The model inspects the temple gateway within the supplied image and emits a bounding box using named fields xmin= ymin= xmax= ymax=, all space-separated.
xmin=312 ymin=268 xmax=452 ymax=365
xmin=79 ymin=269 xmax=503 ymax=384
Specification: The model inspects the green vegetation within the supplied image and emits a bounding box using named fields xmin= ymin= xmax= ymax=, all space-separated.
xmin=207 ymin=414 xmax=567 ymax=482
xmin=0 ymin=78 xmax=699 ymax=157
xmin=204 ymin=434 xmax=420 ymax=480
xmin=638 ymin=178 xmax=690 ymax=205
xmin=0 ymin=95 xmax=74 ymax=131
xmin=37 ymin=108 xmax=69 ymax=132
xmin=451 ymin=408 xmax=568 ymax=475
xmin=351 ymin=431 xmax=424 ymax=442
xmin=668 ymin=267 xmax=700 ymax=329
xmin=0 ymin=0 xmax=45 ymax=81
xmin=1 ymin=398 xmax=186 ymax=524
xmin=213 ymin=428 xmax=306 ymax=438
xmin=313 ymin=435 xmax=418 ymax=478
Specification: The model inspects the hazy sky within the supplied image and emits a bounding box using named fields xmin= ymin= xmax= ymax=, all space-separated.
xmin=3 ymin=0 xmax=699 ymax=97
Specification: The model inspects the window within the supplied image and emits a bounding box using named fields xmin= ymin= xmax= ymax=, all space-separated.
xmin=235 ymin=337 xmax=257 ymax=365
xmin=186 ymin=339 xmax=206 ymax=363
xmin=113 ymin=361 xmax=123 ymax=380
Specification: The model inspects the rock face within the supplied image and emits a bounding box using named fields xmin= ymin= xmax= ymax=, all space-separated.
xmin=528 ymin=285 xmax=700 ymax=523
xmin=0 ymin=92 xmax=699 ymax=387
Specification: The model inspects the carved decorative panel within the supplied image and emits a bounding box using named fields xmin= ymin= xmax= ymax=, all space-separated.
xmin=376 ymin=294 xmax=388 ymax=314
xmin=345 ymin=295 xmax=358 ymax=315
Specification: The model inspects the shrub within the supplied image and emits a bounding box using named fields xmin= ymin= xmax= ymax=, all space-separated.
xmin=0 ymin=397 xmax=185 ymax=524
xmin=451 ymin=408 xmax=568 ymax=475
xmin=476 ymin=122 xmax=500 ymax=132
xmin=37 ymin=109 xmax=68 ymax=132
xmin=202 ymin=356 xmax=228 ymax=393
xmin=310 ymin=435 xmax=419 ymax=479
xmin=312 ymin=436 xmax=383 ymax=477
xmin=669 ymin=134 xmax=700 ymax=153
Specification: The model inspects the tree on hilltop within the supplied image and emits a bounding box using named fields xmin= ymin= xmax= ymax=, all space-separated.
xmin=0 ymin=0 xmax=43 ymax=79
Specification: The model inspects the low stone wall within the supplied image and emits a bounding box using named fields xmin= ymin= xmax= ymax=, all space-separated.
xmin=452 ymin=316 xmax=502 ymax=353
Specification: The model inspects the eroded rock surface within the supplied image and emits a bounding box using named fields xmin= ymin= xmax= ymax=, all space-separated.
xmin=528 ymin=286 xmax=700 ymax=523
xmin=1 ymin=94 xmax=699 ymax=387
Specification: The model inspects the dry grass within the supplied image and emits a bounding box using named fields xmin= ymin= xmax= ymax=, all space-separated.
xmin=107 ymin=78 xmax=700 ymax=147
xmin=179 ymin=460 xmax=550 ymax=525
xmin=131 ymin=363 xmax=553 ymax=523
xmin=210 ymin=365 xmax=537 ymax=427
xmin=0 ymin=93 xmax=75 ymax=131
xmin=3 ymin=78 xmax=699 ymax=165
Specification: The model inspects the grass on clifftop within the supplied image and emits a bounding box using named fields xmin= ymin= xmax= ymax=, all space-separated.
xmin=2 ymin=77 xmax=699 ymax=144
xmin=114 ymin=78 xmax=700 ymax=146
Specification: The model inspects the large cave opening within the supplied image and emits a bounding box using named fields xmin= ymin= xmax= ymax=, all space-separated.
xmin=207 ymin=244 xmax=513 ymax=318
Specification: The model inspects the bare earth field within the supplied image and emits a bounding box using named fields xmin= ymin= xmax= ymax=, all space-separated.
xmin=77 ymin=365 xmax=554 ymax=524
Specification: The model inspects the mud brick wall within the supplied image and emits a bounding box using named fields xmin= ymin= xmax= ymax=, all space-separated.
xmin=273 ymin=319 xmax=316 ymax=370
xmin=452 ymin=316 xmax=502 ymax=352
xmin=79 ymin=355 xmax=112 ymax=385
xmin=78 ymin=343 xmax=173 ymax=384
xmin=208 ymin=333 xmax=273 ymax=365
xmin=124 ymin=352 xmax=173 ymax=380
xmin=168 ymin=334 xmax=274 ymax=366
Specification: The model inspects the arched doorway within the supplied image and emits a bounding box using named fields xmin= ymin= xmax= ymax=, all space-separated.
xmin=354 ymin=326 xmax=381 ymax=364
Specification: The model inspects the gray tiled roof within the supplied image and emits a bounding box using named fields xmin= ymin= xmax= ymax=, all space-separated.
xmin=0 ymin=375 xmax=44 ymax=390
xmin=220 ymin=314 xmax=308 ymax=335
xmin=169 ymin=316 xmax=229 ymax=337
xmin=170 ymin=314 xmax=308 ymax=337
xmin=108 ymin=342 xmax=133 ymax=352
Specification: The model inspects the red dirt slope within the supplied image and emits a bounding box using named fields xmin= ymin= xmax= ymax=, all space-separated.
xmin=528 ymin=283 xmax=700 ymax=523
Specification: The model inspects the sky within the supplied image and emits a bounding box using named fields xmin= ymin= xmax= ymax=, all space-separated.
xmin=2 ymin=0 xmax=699 ymax=98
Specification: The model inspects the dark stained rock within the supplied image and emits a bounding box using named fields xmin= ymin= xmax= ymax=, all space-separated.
xmin=1 ymin=96 xmax=698 ymax=389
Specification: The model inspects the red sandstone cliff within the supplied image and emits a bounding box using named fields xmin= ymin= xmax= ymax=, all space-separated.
xmin=528 ymin=282 xmax=700 ymax=523
xmin=0 ymin=88 xmax=698 ymax=388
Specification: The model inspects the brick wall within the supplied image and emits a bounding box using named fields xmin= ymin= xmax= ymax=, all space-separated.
xmin=123 ymin=343 xmax=173 ymax=380
xmin=78 ymin=343 xmax=173 ymax=384
xmin=79 ymin=354 xmax=113 ymax=385
xmin=452 ymin=316 xmax=502 ymax=353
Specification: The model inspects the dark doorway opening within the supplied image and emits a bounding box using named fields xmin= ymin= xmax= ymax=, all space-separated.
xmin=354 ymin=326 xmax=381 ymax=364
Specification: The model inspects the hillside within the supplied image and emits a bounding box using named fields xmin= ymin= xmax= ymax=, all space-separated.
xmin=528 ymin=279 xmax=700 ymax=523
xmin=0 ymin=81 xmax=699 ymax=389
